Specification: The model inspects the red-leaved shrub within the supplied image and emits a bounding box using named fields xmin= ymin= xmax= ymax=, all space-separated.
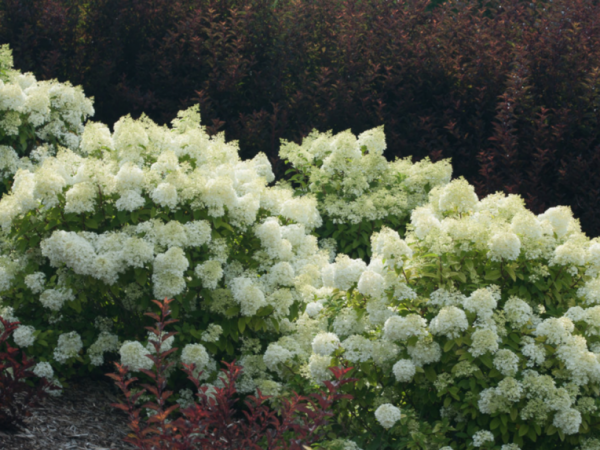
xmin=0 ymin=316 xmax=57 ymax=432
xmin=107 ymin=298 xmax=356 ymax=450
xmin=4 ymin=0 xmax=600 ymax=236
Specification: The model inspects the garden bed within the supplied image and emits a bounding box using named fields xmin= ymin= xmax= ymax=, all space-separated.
xmin=0 ymin=377 xmax=133 ymax=450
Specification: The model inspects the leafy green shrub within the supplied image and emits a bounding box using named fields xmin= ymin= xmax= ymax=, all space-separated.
xmin=258 ymin=178 xmax=600 ymax=449
xmin=281 ymin=126 xmax=451 ymax=259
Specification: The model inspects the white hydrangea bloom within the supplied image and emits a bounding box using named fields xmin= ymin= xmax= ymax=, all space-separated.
xmin=230 ymin=277 xmax=267 ymax=317
xmin=438 ymin=178 xmax=478 ymax=214
xmin=534 ymin=317 xmax=574 ymax=345
xmin=13 ymin=324 xmax=36 ymax=347
xmin=341 ymin=335 xmax=373 ymax=363
xmin=538 ymin=206 xmax=574 ymax=238
xmin=384 ymin=314 xmax=427 ymax=342
xmin=374 ymin=403 xmax=401 ymax=429
xmin=88 ymin=331 xmax=120 ymax=366
xmin=463 ymin=288 xmax=497 ymax=319
xmin=472 ymin=430 xmax=494 ymax=447
xmin=331 ymin=255 xmax=367 ymax=291
xmin=357 ymin=269 xmax=385 ymax=299
xmin=469 ymin=328 xmax=499 ymax=357
xmin=305 ymin=302 xmax=323 ymax=318
xmin=312 ymin=332 xmax=341 ymax=356
xmin=392 ymin=359 xmax=416 ymax=382
xmin=429 ymin=306 xmax=468 ymax=339
xmin=308 ymin=353 xmax=333 ymax=383
xmin=371 ymin=227 xmax=412 ymax=269
xmin=503 ymin=297 xmax=533 ymax=328
xmin=488 ymin=231 xmax=521 ymax=261
xmin=407 ymin=338 xmax=442 ymax=366
xmin=553 ymin=408 xmax=582 ymax=435
xmin=24 ymin=272 xmax=46 ymax=294
xmin=54 ymin=331 xmax=83 ymax=363
xmin=195 ymin=260 xmax=223 ymax=290
xmin=181 ymin=343 xmax=209 ymax=372
xmin=263 ymin=343 xmax=293 ymax=373
xmin=119 ymin=341 xmax=153 ymax=372
xmin=32 ymin=362 xmax=54 ymax=379
xmin=493 ymin=349 xmax=520 ymax=377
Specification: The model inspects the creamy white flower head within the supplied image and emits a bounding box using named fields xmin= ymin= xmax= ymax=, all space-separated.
xmin=341 ymin=335 xmax=373 ymax=363
xmin=511 ymin=211 xmax=543 ymax=240
xmin=392 ymin=359 xmax=416 ymax=382
xmin=429 ymin=306 xmax=468 ymax=339
xmin=493 ymin=349 xmax=520 ymax=377
xmin=534 ymin=317 xmax=574 ymax=345
xmin=54 ymin=331 xmax=83 ymax=364
xmin=538 ymin=206 xmax=574 ymax=238
xmin=357 ymin=269 xmax=385 ymax=299
xmin=264 ymin=343 xmax=293 ymax=373
xmin=438 ymin=177 xmax=478 ymax=214
xmin=119 ymin=341 xmax=153 ymax=372
xmin=384 ymin=314 xmax=427 ymax=342
xmin=578 ymin=278 xmax=600 ymax=305
xmin=357 ymin=125 xmax=386 ymax=155
xmin=195 ymin=260 xmax=223 ymax=290
xmin=503 ymin=297 xmax=533 ymax=328
xmin=374 ymin=404 xmax=401 ymax=429
xmin=472 ymin=430 xmax=494 ymax=448
xmin=488 ymin=231 xmax=521 ymax=261
xmin=553 ymin=408 xmax=582 ymax=435
xmin=469 ymin=328 xmax=499 ymax=357
xmin=463 ymin=288 xmax=497 ymax=319
xmin=312 ymin=332 xmax=340 ymax=356
xmin=407 ymin=338 xmax=441 ymax=366
xmin=181 ymin=343 xmax=209 ymax=372
xmin=33 ymin=362 xmax=54 ymax=379
xmin=330 ymin=255 xmax=367 ymax=291
xmin=308 ymin=353 xmax=333 ymax=383
xmin=13 ymin=325 xmax=36 ymax=347
xmin=24 ymin=272 xmax=46 ymax=294
xmin=230 ymin=277 xmax=266 ymax=316
xmin=371 ymin=227 xmax=411 ymax=269
xmin=305 ymin=302 xmax=323 ymax=318
xmin=411 ymin=206 xmax=441 ymax=239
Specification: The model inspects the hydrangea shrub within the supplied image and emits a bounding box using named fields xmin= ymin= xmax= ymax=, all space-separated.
xmin=257 ymin=178 xmax=600 ymax=449
xmin=281 ymin=126 xmax=451 ymax=259
xmin=0 ymin=104 xmax=331 ymax=381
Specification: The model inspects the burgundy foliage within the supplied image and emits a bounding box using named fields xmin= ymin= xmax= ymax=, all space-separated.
xmin=3 ymin=0 xmax=600 ymax=235
xmin=107 ymin=298 xmax=356 ymax=450
xmin=0 ymin=316 xmax=57 ymax=432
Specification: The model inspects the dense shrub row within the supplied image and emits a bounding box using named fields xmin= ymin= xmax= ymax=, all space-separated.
xmin=3 ymin=0 xmax=600 ymax=236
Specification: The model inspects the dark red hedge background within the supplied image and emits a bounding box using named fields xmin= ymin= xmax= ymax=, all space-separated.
xmin=3 ymin=0 xmax=600 ymax=236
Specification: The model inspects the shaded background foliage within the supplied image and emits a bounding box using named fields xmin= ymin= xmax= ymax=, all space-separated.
xmin=3 ymin=0 xmax=600 ymax=235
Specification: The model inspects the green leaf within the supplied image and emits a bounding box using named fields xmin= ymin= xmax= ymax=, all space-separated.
xmin=443 ymin=340 xmax=455 ymax=352
xmin=510 ymin=407 xmax=518 ymax=422
xmin=484 ymin=270 xmax=501 ymax=281
xmin=424 ymin=366 xmax=437 ymax=382
xmin=505 ymin=266 xmax=517 ymax=282
xmin=85 ymin=218 xmax=98 ymax=229
xmin=519 ymin=425 xmax=529 ymax=437
xmin=238 ymin=318 xmax=246 ymax=333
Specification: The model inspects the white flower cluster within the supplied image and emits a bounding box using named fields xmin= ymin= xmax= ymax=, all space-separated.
xmin=280 ymin=127 xmax=451 ymax=224
xmin=0 ymin=44 xmax=94 ymax=181
xmin=374 ymin=403 xmax=401 ymax=429
xmin=53 ymin=331 xmax=83 ymax=363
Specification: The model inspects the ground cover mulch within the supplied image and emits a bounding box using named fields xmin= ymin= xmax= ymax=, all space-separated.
xmin=0 ymin=376 xmax=135 ymax=450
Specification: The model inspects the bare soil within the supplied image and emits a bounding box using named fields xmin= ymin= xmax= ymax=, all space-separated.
xmin=0 ymin=376 xmax=135 ymax=450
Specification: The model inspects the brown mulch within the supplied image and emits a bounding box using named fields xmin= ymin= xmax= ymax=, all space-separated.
xmin=0 ymin=376 xmax=136 ymax=450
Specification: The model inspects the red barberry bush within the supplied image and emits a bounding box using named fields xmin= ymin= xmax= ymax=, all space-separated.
xmin=108 ymin=298 xmax=356 ymax=450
